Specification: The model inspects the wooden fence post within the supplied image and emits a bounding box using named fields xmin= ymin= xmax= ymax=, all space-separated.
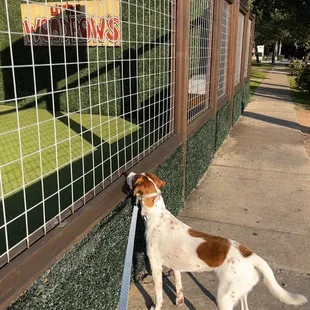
xmin=175 ymin=0 xmax=190 ymax=198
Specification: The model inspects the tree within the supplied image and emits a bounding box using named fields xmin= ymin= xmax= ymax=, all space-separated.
xmin=283 ymin=1 xmax=310 ymax=62
xmin=252 ymin=0 xmax=310 ymax=63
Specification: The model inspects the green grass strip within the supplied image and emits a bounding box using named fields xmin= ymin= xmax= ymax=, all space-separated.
xmin=250 ymin=63 xmax=272 ymax=99
xmin=288 ymin=75 xmax=310 ymax=110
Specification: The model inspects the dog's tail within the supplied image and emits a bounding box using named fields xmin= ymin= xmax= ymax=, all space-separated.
xmin=250 ymin=254 xmax=307 ymax=305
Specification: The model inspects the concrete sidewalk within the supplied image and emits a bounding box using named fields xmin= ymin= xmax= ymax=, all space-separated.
xmin=128 ymin=66 xmax=310 ymax=310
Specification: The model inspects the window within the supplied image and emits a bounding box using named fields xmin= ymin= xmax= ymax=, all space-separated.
xmin=234 ymin=12 xmax=244 ymax=86
xmin=217 ymin=0 xmax=231 ymax=99
xmin=187 ymin=0 xmax=214 ymax=123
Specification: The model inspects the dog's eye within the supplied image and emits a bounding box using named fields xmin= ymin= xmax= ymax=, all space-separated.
xmin=136 ymin=190 xmax=143 ymax=196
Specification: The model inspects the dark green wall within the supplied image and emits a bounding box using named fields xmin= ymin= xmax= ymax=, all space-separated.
xmin=8 ymin=146 xmax=184 ymax=310
xmin=243 ymin=81 xmax=250 ymax=108
xmin=186 ymin=116 xmax=216 ymax=196
xmin=233 ymin=83 xmax=249 ymax=125
xmin=216 ymin=101 xmax=231 ymax=150
xmin=186 ymin=101 xmax=231 ymax=196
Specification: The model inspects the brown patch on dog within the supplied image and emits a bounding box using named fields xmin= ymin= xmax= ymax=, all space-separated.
xmin=132 ymin=175 xmax=157 ymax=207
xmin=145 ymin=173 xmax=166 ymax=189
xmin=239 ymin=245 xmax=253 ymax=258
xmin=188 ymin=229 xmax=230 ymax=267
xmin=132 ymin=173 xmax=166 ymax=207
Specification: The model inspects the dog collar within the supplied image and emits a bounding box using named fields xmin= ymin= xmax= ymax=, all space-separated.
xmin=136 ymin=191 xmax=162 ymax=201
xmin=136 ymin=192 xmax=161 ymax=222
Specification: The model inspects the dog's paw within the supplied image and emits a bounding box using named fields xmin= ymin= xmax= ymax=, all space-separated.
xmin=149 ymin=307 xmax=155 ymax=310
xmin=176 ymin=296 xmax=184 ymax=307
xmin=176 ymin=288 xmax=184 ymax=307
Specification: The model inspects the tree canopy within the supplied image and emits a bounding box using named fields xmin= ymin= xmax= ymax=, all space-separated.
xmin=252 ymin=0 xmax=310 ymax=53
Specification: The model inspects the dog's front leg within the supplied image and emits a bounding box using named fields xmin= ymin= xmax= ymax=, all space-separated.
xmin=174 ymin=270 xmax=184 ymax=306
xmin=150 ymin=263 xmax=163 ymax=310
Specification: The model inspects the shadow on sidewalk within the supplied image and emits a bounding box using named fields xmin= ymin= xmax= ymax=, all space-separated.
xmin=257 ymin=82 xmax=290 ymax=89
xmin=254 ymin=86 xmax=292 ymax=102
xmin=187 ymin=272 xmax=217 ymax=305
xmin=243 ymin=111 xmax=310 ymax=133
xmin=134 ymin=272 xmax=217 ymax=310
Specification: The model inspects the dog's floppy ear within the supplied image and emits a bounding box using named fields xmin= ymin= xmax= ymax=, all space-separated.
xmin=127 ymin=172 xmax=137 ymax=190
xmin=145 ymin=173 xmax=166 ymax=189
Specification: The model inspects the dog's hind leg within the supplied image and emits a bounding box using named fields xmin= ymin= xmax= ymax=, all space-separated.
xmin=217 ymin=288 xmax=236 ymax=310
xmin=216 ymin=279 xmax=238 ymax=310
xmin=173 ymin=270 xmax=184 ymax=307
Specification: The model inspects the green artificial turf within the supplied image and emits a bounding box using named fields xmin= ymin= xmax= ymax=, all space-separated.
xmin=0 ymin=105 xmax=139 ymax=196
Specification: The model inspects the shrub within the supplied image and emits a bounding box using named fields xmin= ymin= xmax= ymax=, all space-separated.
xmin=289 ymin=59 xmax=307 ymax=76
xmin=296 ymin=65 xmax=310 ymax=92
xmin=278 ymin=55 xmax=284 ymax=62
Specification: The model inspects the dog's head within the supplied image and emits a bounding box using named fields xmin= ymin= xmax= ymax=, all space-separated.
xmin=127 ymin=172 xmax=166 ymax=207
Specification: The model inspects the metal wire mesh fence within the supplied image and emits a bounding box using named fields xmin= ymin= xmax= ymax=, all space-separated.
xmin=0 ymin=0 xmax=176 ymax=265
xmin=234 ymin=11 xmax=244 ymax=86
xmin=187 ymin=0 xmax=214 ymax=123
xmin=217 ymin=0 xmax=230 ymax=99
xmin=0 ymin=0 xmax=254 ymax=270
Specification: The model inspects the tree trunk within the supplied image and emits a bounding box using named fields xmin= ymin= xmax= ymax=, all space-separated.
xmin=304 ymin=51 xmax=310 ymax=63
xmin=278 ymin=42 xmax=282 ymax=56
xmin=272 ymin=44 xmax=276 ymax=64
xmin=255 ymin=45 xmax=260 ymax=63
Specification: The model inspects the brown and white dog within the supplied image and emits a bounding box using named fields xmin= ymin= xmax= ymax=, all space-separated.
xmin=127 ymin=172 xmax=307 ymax=310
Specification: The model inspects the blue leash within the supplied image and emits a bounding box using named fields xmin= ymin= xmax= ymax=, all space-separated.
xmin=118 ymin=204 xmax=139 ymax=310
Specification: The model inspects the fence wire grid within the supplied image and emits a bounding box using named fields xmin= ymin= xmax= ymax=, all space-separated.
xmin=217 ymin=0 xmax=230 ymax=99
xmin=0 ymin=0 xmax=254 ymax=269
xmin=0 ymin=0 xmax=176 ymax=266
xmin=187 ymin=0 xmax=214 ymax=123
